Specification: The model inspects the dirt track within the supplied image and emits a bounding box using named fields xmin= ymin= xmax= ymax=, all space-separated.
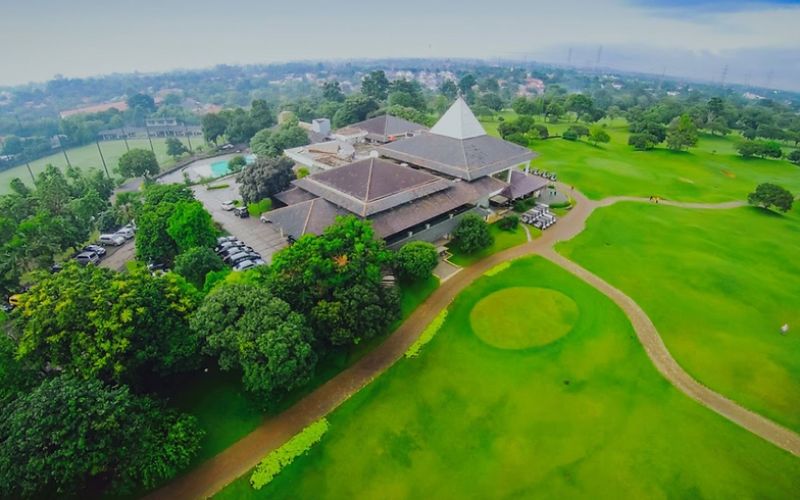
xmin=146 ymin=189 xmax=798 ymax=500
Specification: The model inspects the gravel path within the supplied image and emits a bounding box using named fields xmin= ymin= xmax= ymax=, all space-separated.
xmin=146 ymin=188 xmax=798 ymax=500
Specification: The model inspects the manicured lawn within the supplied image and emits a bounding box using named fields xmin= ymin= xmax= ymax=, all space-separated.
xmin=447 ymin=223 xmax=529 ymax=267
xmin=479 ymin=114 xmax=800 ymax=203
xmin=0 ymin=137 xmax=201 ymax=193
xmin=247 ymin=198 xmax=272 ymax=217
xmin=558 ymin=202 xmax=800 ymax=432
xmin=215 ymin=257 xmax=800 ymax=499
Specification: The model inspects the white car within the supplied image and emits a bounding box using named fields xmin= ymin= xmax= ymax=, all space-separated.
xmin=233 ymin=258 xmax=265 ymax=271
xmin=221 ymin=200 xmax=235 ymax=211
xmin=115 ymin=227 xmax=135 ymax=240
xmin=99 ymin=234 xmax=126 ymax=246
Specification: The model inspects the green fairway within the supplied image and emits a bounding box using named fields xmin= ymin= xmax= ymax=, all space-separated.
xmin=480 ymin=114 xmax=800 ymax=203
xmin=215 ymin=257 xmax=800 ymax=499
xmin=558 ymin=202 xmax=800 ymax=432
xmin=0 ymin=137 xmax=198 ymax=193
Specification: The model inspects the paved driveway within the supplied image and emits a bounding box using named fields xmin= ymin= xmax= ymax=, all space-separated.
xmin=192 ymin=180 xmax=287 ymax=263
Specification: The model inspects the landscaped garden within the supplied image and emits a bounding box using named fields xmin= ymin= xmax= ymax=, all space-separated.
xmin=446 ymin=221 xmax=532 ymax=267
xmin=215 ymin=257 xmax=800 ymax=499
xmin=558 ymin=202 xmax=800 ymax=432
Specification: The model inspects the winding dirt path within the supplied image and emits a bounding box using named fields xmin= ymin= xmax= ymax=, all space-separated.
xmin=147 ymin=190 xmax=798 ymax=500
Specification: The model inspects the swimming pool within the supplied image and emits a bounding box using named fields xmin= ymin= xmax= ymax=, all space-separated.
xmin=209 ymin=154 xmax=257 ymax=178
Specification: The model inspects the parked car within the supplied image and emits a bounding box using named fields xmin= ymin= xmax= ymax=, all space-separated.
xmin=259 ymin=213 xmax=270 ymax=223
xmin=225 ymin=251 xmax=260 ymax=265
xmin=82 ymin=244 xmax=107 ymax=257
xmin=99 ymin=234 xmax=126 ymax=246
xmin=233 ymin=258 xmax=266 ymax=272
xmin=217 ymin=235 xmax=237 ymax=244
xmin=115 ymin=227 xmax=135 ymax=240
xmin=50 ymin=263 xmax=63 ymax=274
xmin=148 ymin=262 xmax=168 ymax=275
xmin=215 ymin=240 xmax=244 ymax=253
xmin=221 ymin=200 xmax=235 ymax=211
xmin=233 ymin=207 xmax=249 ymax=218
xmin=75 ymin=251 xmax=100 ymax=266
xmin=219 ymin=245 xmax=254 ymax=258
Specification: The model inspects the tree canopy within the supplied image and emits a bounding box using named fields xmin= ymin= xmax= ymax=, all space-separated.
xmin=666 ymin=114 xmax=699 ymax=151
xmin=173 ymin=246 xmax=225 ymax=289
xmin=238 ymin=156 xmax=295 ymax=204
xmin=452 ymin=214 xmax=493 ymax=254
xmin=117 ymin=148 xmax=159 ymax=178
xmin=166 ymin=200 xmax=218 ymax=253
xmin=747 ymin=183 xmax=794 ymax=213
xmin=394 ymin=241 xmax=438 ymax=282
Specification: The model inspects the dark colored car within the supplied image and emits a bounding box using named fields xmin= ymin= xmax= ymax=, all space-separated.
xmin=233 ymin=207 xmax=249 ymax=218
xmin=82 ymin=244 xmax=107 ymax=257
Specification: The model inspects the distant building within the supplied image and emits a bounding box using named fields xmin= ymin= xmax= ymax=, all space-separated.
xmin=266 ymin=98 xmax=545 ymax=249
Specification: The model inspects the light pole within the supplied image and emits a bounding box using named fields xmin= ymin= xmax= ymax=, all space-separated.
xmin=96 ymin=140 xmax=110 ymax=179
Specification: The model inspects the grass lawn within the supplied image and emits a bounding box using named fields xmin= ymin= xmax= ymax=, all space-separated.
xmin=0 ymin=137 xmax=202 ymax=194
xmin=558 ymin=202 xmax=800 ymax=432
xmin=479 ymin=114 xmax=800 ymax=203
xmin=247 ymin=198 xmax=272 ymax=217
xmin=447 ymin=223 xmax=530 ymax=267
xmin=215 ymin=257 xmax=800 ymax=499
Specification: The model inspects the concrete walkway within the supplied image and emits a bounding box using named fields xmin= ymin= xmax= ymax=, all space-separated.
xmin=147 ymin=188 xmax=798 ymax=500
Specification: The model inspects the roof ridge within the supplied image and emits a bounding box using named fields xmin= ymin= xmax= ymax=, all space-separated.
xmin=301 ymin=199 xmax=315 ymax=234
xmin=363 ymin=158 xmax=375 ymax=216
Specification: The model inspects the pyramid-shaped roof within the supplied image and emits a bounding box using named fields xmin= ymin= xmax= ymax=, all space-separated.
xmin=429 ymin=97 xmax=486 ymax=140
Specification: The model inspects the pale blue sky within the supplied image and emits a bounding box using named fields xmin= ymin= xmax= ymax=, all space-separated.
xmin=1 ymin=0 xmax=798 ymax=89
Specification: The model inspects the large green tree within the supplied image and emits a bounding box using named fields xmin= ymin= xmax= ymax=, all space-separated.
xmin=117 ymin=148 xmax=159 ymax=178
xmin=166 ymin=200 xmax=218 ymax=253
xmin=165 ymin=137 xmax=189 ymax=158
xmin=394 ymin=241 xmax=438 ymax=282
xmin=192 ymin=283 xmax=317 ymax=406
xmin=452 ymin=214 xmax=493 ymax=254
xmin=747 ymin=183 xmax=794 ymax=213
xmin=361 ymin=70 xmax=390 ymax=101
xmin=13 ymin=264 xmax=202 ymax=386
xmin=332 ymin=94 xmax=379 ymax=128
xmin=173 ymin=246 xmax=225 ymax=289
xmin=666 ymin=114 xmax=699 ymax=151
xmin=270 ymin=216 xmax=399 ymax=346
xmin=0 ymin=376 xmax=202 ymax=497
xmin=202 ymin=113 xmax=228 ymax=144
xmin=238 ymin=156 xmax=295 ymax=204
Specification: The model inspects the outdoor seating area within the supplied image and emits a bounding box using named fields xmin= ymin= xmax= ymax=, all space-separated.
xmin=531 ymin=168 xmax=557 ymax=181
xmin=521 ymin=204 xmax=557 ymax=230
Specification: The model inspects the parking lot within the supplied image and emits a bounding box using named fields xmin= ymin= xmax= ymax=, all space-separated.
xmin=191 ymin=179 xmax=287 ymax=263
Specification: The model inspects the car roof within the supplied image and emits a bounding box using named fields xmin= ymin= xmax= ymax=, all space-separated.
xmin=77 ymin=251 xmax=96 ymax=257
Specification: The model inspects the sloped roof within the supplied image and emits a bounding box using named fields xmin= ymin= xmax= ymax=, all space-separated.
xmin=292 ymin=157 xmax=452 ymax=216
xmin=378 ymin=133 xmax=537 ymax=181
xmin=347 ymin=115 xmax=428 ymax=142
xmin=502 ymin=170 xmax=549 ymax=200
xmin=264 ymin=198 xmax=347 ymax=239
xmin=429 ymin=97 xmax=486 ymax=140
xmin=273 ymin=187 xmax=317 ymax=206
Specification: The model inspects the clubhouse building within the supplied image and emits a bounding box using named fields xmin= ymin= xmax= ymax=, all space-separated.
xmin=265 ymin=98 xmax=545 ymax=248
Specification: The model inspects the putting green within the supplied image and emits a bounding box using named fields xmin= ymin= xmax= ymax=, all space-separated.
xmin=470 ymin=287 xmax=578 ymax=349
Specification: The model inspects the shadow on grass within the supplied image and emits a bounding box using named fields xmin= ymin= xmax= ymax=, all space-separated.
xmin=745 ymin=205 xmax=787 ymax=218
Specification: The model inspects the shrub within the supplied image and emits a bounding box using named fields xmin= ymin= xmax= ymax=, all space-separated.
xmin=737 ymin=139 xmax=783 ymax=159
xmin=247 ymin=198 xmax=273 ymax=217
xmin=228 ymin=155 xmax=247 ymax=173
xmin=395 ymin=241 xmax=438 ymax=282
xmin=788 ymin=149 xmax=800 ymax=166
xmin=250 ymin=419 xmax=330 ymax=490
xmin=562 ymin=129 xmax=578 ymax=141
xmin=513 ymin=198 xmax=535 ymax=213
xmin=506 ymin=133 xmax=528 ymax=147
xmin=452 ymin=214 xmax=493 ymax=254
xmin=405 ymin=310 xmax=447 ymax=358
xmin=628 ymin=133 xmax=655 ymax=150
xmin=498 ymin=214 xmax=520 ymax=231
xmin=529 ymin=124 xmax=549 ymax=139
xmin=296 ymin=167 xmax=310 ymax=178
xmin=566 ymin=125 xmax=589 ymax=138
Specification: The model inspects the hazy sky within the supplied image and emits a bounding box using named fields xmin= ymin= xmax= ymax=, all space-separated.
xmin=1 ymin=0 xmax=798 ymax=89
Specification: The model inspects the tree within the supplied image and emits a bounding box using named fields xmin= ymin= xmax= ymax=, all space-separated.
xmin=250 ymin=99 xmax=276 ymax=130
xmin=222 ymin=108 xmax=258 ymax=144
xmin=202 ymin=113 xmax=228 ymax=144
xmin=13 ymin=264 xmax=202 ymax=386
xmin=666 ymin=114 xmax=698 ymax=151
xmin=545 ymin=101 xmax=564 ymax=122
xmin=511 ymin=96 xmax=539 ymax=116
xmin=566 ymin=125 xmax=589 ymax=139
xmin=250 ymin=123 xmax=309 ymax=158
xmin=529 ymin=124 xmax=549 ymax=140
xmin=565 ymin=94 xmax=595 ymax=121
xmin=458 ymin=74 xmax=477 ymax=95
xmin=588 ymin=125 xmax=610 ymax=146
xmin=747 ymin=183 xmax=793 ymax=213
xmin=228 ymin=154 xmax=247 ymax=172
xmin=498 ymin=214 xmax=520 ymax=231
xmin=439 ymin=80 xmax=458 ymax=100
xmin=332 ymin=94 xmax=379 ymax=128
xmin=126 ymin=93 xmax=156 ymax=112
xmin=191 ymin=283 xmax=317 ymax=406
xmin=238 ymin=156 xmax=295 ymax=204
xmin=117 ymin=148 xmax=159 ymax=178
xmin=322 ymin=80 xmax=345 ymax=102
xmin=174 ymin=246 xmax=225 ymax=289
xmin=394 ymin=241 xmax=438 ymax=282
xmin=269 ymin=216 xmax=399 ymax=346
xmin=137 ymin=201 xmax=180 ymax=263
xmin=167 ymin=200 xmax=218 ymax=252
xmin=361 ymin=70 xmax=390 ymax=101
xmin=628 ymin=133 xmax=655 ymax=150
xmin=478 ymin=92 xmax=504 ymax=111
xmin=452 ymin=214 xmax=493 ymax=254
xmin=788 ymin=149 xmax=800 ymax=166
xmin=707 ymin=116 xmax=731 ymax=136
xmin=736 ymin=140 xmax=782 ymax=159
xmin=0 ymin=376 xmax=202 ymax=497
xmin=165 ymin=137 xmax=188 ymax=158
xmin=1 ymin=134 xmax=23 ymax=155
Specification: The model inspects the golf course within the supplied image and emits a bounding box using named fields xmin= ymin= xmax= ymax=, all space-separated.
xmin=216 ymin=257 xmax=800 ymax=499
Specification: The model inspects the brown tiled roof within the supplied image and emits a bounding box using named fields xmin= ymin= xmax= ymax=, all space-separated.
xmin=348 ymin=115 xmax=428 ymax=142
xmin=502 ymin=170 xmax=549 ymax=200
xmin=263 ymin=198 xmax=347 ymax=239
xmin=370 ymin=176 xmax=507 ymax=238
xmin=273 ymin=187 xmax=317 ymax=206
xmin=292 ymin=157 xmax=452 ymax=216
xmin=378 ymin=133 xmax=537 ymax=181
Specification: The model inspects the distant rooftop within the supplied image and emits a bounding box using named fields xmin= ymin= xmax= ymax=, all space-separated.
xmin=344 ymin=114 xmax=428 ymax=142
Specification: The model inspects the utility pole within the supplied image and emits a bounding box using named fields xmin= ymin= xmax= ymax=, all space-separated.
xmin=184 ymin=124 xmax=193 ymax=152
xmin=121 ymin=126 xmax=130 ymax=151
xmin=58 ymin=136 xmax=72 ymax=168
xmin=144 ymin=122 xmax=155 ymax=154
xmin=96 ymin=140 xmax=110 ymax=179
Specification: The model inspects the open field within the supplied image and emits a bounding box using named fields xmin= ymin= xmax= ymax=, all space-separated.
xmin=480 ymin=114 xmax=800 ymax=203
xmin=215 ymin=257 xmax=800 ymax=499
xmin=0 ymin=137 xmax=199 ymax=193
xmin=558 ymin=202 xmax=800 ymax=432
